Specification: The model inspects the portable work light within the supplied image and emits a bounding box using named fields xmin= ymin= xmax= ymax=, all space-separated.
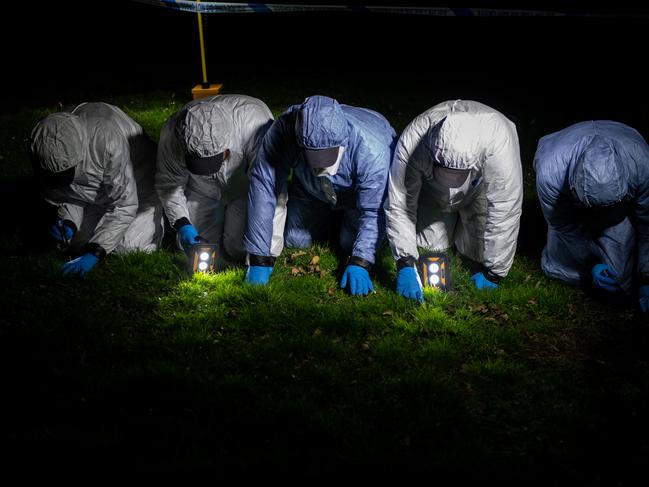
xmin=189 ymin=243 xmax=218 ymax=273
xmin=418 ymin=253 xmax=451 ymax=291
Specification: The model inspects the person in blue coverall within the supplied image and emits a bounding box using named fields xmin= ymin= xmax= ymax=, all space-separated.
xmin=534 ymin=120 xmax=649 ymax=313
xmin=243 ymin=95 xmax=397 ymax=295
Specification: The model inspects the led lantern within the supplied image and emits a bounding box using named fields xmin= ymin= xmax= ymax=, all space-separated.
xmin=418 ymin=253 xmax=451 ymax=291
xmin=189 ymin=243 xmax=218 ymax=273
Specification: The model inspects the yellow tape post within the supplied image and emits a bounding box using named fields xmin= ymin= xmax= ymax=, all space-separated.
xmin=192 ymin=0 xmax=223 ymax=99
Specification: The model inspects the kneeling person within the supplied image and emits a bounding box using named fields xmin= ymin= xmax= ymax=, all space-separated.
xmin=534 ymin=120 xmax=649 ymax=312
xmin=385 ymin=99 xmax=523 ymax=301
xmin=155 ymin=94 xmax=274 ymax=268
xmin=31 ymin=102 xmax=165 ymax=276
xmin=244 ymin=95 xmax=397 ymax=295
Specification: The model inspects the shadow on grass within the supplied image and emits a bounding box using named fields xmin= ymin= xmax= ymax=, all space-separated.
xmin=0 ymin=178 xmax=55 ymax=256
xmin=516 ymin=198 xmax=547 ymax=262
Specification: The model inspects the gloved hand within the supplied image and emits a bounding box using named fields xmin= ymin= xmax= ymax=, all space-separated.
xmin=396 ymin=267 xmax=423 ymax=302
xmin=178 ymin=224 xmax=202 ymax=249
xmin=61 ymin=253 xmax=99 ymax=276
xmin=639 ymin=285 xmax=649 ymax=313
xmin=340 ymin=265 xmax=374 ymax=296
xmin=591 ymin=263 xmax=620 ymax=292
xmin=245 ymin=265 xmax=273 ymax=285
xmin=48 ymin=219 xmax=75 ymax=243
xmin=471 ymin=271 xmax=499 ymax=290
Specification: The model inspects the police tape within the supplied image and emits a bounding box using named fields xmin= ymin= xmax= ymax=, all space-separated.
xmin=131 ymin=0 xmax=646 ymax=17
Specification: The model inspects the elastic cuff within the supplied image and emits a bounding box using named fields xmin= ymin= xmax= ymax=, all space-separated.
xmin=173 ymin=217 xmax=192 ymax=231
xmin=84 ymin=242 xmax=107 ymax=260
xmin=483 ymin=268 xmax=503 ymax=284
xmin=396 ymin=256 xmax=417 ymax=271
xmin=61 ymin=219 xmax=78 ymax=235
xmin=248 ymin=254 xmax=275 ymax=267
xmin=348 ymin=256 xmax=372 ymax=271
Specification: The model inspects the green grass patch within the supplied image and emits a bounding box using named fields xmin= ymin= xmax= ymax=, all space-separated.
xmin=1 ymin=86 xmax=648 ymax=481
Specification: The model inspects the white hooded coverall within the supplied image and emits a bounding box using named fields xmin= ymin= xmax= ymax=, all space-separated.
xmin=33 ymin=102 xmax=164 ymax=255
xmin=385 ymin=99 xmax=523 ymax=278
xmin=155 ymin=94 xmax=276 ymax=264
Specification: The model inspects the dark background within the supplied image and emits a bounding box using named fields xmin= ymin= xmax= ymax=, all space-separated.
xmin=3 ymin=1 xmax=648 ymax=132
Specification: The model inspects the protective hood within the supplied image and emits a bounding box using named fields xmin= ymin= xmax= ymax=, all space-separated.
xmin=570 ymin=136 xmax=628 ymax=208
xmin=178 ymin=101 xmax=233 ymax=161
xmin=428 ymin=112 xmax=487 ymax=170
xmin=295 ymin=95 xmax=348 ymax=151
xmin=30 ymin=112 xmax=86 ymax=173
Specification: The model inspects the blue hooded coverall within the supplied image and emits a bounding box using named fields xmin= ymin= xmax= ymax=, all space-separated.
xmin=244 ymin=95 xmax=397 ymax=271
xmin=534 ymin=120 xmax=649 ymax=296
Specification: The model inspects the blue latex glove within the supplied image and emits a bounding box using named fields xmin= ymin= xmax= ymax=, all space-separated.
xmin=48 ymin=220 xmax=75 ymax=243
xmin=340 ymin=264 xmax=374 ymax=296
xmin=396 ymin=267 xmax=423 ymax=302
xmin=178 ymin=224 xmax=201 ymax=249
xmin=245 ymin=265 xmax=273 ymax=285
xmin=639 ymin=285 xmax=649 ymax=313
xmin=471 ymin=272 xmax=499 ymax=290
xmin=591 ymin=263 xmax=620 ymax=292
xmin=61 ymin=253 xmax=99 ymax=276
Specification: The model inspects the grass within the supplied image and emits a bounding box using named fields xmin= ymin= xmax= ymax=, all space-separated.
xmin=1 ymin=82 xmax=648 ymax=483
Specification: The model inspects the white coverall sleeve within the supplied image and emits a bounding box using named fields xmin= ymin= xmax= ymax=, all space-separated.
xmin=480 ymin=119 xmax=523 ymax=276
xmin=385 ymin=117 xmax=432 ymax=260
xmin=88 ymin=132 xmax=138 ymax=253
xmin=385 ymin=140 xmax=422 ymax=260
xmin=154 ymin=119 xmax=190 ymax=227
xmin=240 ymin=103 xmax=274 ymax=173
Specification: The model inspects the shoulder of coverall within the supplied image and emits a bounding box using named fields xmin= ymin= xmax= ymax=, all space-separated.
xmin=265 ymin=105 xmax=299 ymax=143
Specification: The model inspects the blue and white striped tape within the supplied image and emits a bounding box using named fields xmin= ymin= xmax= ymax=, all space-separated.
xmin=132 ymin=1 xmax=648 ymax=18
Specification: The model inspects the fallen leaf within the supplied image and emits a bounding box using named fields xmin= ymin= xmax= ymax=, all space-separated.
xmin=291 ymin=267 xmax=305 ymax=276
xmin=290 ymin=251 xmax=306 ymax=261
xmin=309 ymin=255 xmax=320 ymax=265
xmin=327 ymin=287 xmax=335 ymax=296
xmin=382 ymin=310 xmax=394 ymax=316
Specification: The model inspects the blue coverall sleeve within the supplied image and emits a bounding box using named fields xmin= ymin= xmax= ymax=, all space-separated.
xmin=535 ymin=148 xmax=599 ymax=270
xmin=243 ymin=116 xmax=293 ymax=257
xmin=352 ymin=148 xmax=392 ymax=263
xmin=635 ymin=156 xmax=649 ymax=282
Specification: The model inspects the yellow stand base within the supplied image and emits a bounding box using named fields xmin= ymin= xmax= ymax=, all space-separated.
xmin=191 ymin=83 xmax=223 ymax=100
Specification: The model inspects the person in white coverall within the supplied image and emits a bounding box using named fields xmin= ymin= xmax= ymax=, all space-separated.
xmin=385 ymin=99 xmax=523 ymax=301
xmin=30 ymin=102 xmax=165 ymax=276
xmin=155 ymin=94 xmax=274 ymax=268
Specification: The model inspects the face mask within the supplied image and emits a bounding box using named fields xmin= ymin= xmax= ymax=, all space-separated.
xmin=576 ymin=197 xmax=630 ymax=232
xmin=310 ymin=146 xmax=344 ymax=177
xmin=186 ymin=149 xmax=230 ymax=176
xmin=432 ymin=165 xmax=472 ymax=188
